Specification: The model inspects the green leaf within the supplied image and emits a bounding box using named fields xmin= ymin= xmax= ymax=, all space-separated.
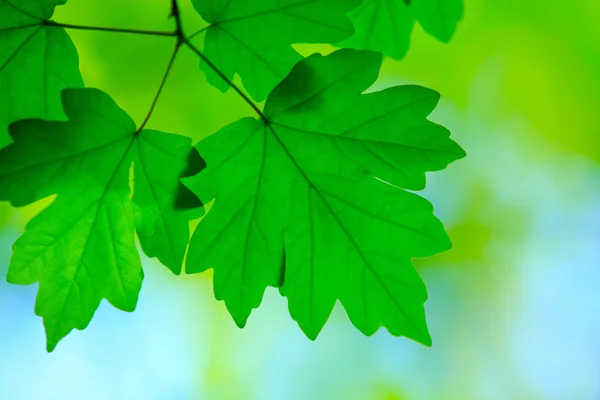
xmin=184 ymin=49 xmax=465 ymax=343
xmin=341 ymin=0 xmax=463 ymax=59
xmin=190 ymin=0 xmax=361 ymax=101
xmin=0 ymin=88 xmax=202 ymax=351
xmin=413 ymin=0 xmax=464 ymax=42
xmin=0 ymin=0 xmax=83 ymax=147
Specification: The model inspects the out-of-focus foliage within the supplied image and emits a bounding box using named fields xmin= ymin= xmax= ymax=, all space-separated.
xmin=342 ymin=0 xmax=463 ymax=59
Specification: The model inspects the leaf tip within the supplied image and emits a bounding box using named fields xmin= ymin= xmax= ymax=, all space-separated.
xmin=46 ymin=340 xmax=58 ymax=353
xmin=455 ymin=144 xmax=467 ymax=161
xmin=168 ymin=264 xmax=183 ymax=276
xmin=287 ymin=313 xmax=324 ymax=342
xmin=224 ymin=299 xmax=253 ymax=329
xmin=303 ymin=326 xmax=320 ymax=341
xmin=232 ymin=313 xmax=249 ymax=329
xmin=43 ymin=322 xmax=65 ymax=353
xmin=418 ymin=329 xmax=433 ymax=347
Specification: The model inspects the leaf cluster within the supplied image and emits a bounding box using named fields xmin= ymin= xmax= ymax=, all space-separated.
xmin=0 ymin=0 xmax=464 ymax=351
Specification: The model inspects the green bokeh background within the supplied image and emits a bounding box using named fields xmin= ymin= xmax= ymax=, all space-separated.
xmin=1 ymin=0 xmax=599 ymax=399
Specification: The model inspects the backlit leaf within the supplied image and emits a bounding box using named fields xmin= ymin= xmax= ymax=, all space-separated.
xmin=0 ymin=88 xmax=202 ymax=350
xmin=0 ymin=0 xmax=83 ymax=146
xmin=190 ymin=0 xmax=361 ymax=101
xmin=341 ymin=0 xmax=463 ymax=59
xmin=184 ymin=49 xmax=464 ymax=343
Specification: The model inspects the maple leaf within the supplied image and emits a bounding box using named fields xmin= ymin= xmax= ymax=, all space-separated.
xmin=0 ymin=0 xmax=83 ymax=146
xmin=189 ymin=0 xmax=361 ymax=101
xmin=0 ymin=88 xmax=203 ymax=350
xmin=341 ymin=0 xmax=463 ymax=59
xmin=184 ymin=49 xmax=465 ymax=343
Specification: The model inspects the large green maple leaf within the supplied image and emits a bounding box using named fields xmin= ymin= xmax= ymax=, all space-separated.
xmin=0 ymin=0 xmax=83 ymax=147
xmin=341 ymin=0 xmax=463 ymax=59
xmin=184 ymin=49 xmax=465 ymax=343
xmin=0 ymin=88 xmax=202 ymax=351
xmin=190 ymin=0 xmax=361 ymax=102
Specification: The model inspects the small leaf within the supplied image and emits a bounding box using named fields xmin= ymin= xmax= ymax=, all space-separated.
xmin=190 ymin=0 xmax=361 ymax=101
xmin=414 ymin=0 xmax=464 ymax=42
xmin=0 ymin=0 xmax=83 ymax=146
xmin=0 ymin=88 xmax=202 ymax=350
xmin=184 ymin=49 xmax=465 ymax=343
xmin=341 ymin=0 xmax=463 ymax=59
xmin=133 ymin=129 xmax=204 ymax=274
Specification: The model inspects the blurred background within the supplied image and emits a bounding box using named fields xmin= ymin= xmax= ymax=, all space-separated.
xmin=1 ymin=0 xmax=599 ymax=398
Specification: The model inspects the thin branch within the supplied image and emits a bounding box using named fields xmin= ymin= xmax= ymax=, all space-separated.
xmin=182 ymin=38 xmax=269 ymax=124
xmin=170 ymin=0 xmax=183 ymax=37
xmin=170 ymin=0 xmax=180 ymax=18
xmin=167 ymin=0 xmax=267 ymax=123
xmin=43 ymin=20 xmax=177 ymax=37
xmin=137 ymin=42 xmax=182 ymax=132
